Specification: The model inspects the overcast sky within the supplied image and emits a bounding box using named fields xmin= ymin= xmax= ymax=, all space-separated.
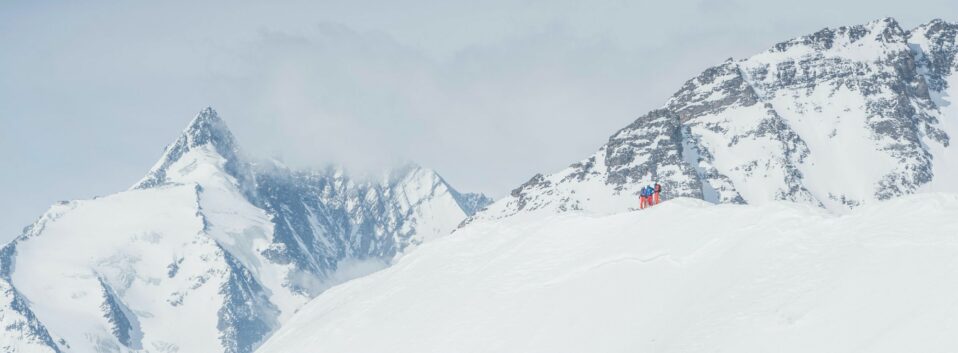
xmin=1 ymin=0 xmax=956 ymax=240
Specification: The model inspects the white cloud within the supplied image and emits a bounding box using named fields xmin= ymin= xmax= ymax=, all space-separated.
xmin=1 ymin=0 xmax=956 ymax=241
xmin=213 ymin=23 xmax=668 ymax=194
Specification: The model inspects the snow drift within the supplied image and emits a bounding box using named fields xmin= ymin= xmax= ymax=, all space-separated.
xmin=258 ymin=193 xmax=958 ymax=353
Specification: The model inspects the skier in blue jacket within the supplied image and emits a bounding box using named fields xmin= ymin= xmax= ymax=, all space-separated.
xmin=640 ymin=184 xmax=655 ymax=209
xmin=644 ymin=185 xmax=655 ymax=207
xmin=639 ymin=185 xmax=649 ymax=209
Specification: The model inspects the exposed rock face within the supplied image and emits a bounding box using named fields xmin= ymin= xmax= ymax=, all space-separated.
xmin=477 ymin=17 xmax=958 ymax=221
xmin=604 ymin=109 xmax=703 ymax=199
xmin=254 ymin=163 xmax=484 ymax=295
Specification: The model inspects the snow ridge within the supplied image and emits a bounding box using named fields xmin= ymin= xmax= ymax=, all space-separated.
xmin=257 ymin=193 xmax=958 ymax=353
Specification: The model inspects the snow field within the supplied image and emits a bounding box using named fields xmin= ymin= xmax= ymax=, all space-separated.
xmin=258 ymin=194 xmax=958 ymax=353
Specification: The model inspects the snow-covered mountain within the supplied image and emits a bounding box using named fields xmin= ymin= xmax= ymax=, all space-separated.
xmin=237 ymin=18 xmax=958 ymax=353
xmin=477 ymin=17 xmax=958 ymax=221
xmin=6 ymin=16 xmax=958 ymax=353
xmin=0 ymin=108 xmax=490 ymax=353
xmin=257 ymin=194 xmax=958 ymax=353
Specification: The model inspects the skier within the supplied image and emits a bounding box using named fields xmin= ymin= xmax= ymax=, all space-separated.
xmin=644 ymin=185 xmax=655 ymax=207
xmin=653 ymin=182 xmax=662 ymax=205
xmin=639 ymin=186 xmax=648 ymax=209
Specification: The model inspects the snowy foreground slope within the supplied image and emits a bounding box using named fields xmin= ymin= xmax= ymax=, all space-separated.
xmin=0 ymin=109 xmax=489 ymax=353
xmin=259 ymin=194 xmax=958 ymax=353
xmin=479 ymin=17 xmax=958 ymax=220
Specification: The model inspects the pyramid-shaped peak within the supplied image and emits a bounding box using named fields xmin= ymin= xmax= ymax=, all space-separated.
xmin=179 ymin=107 xmax=235 ymax=149
xmin=189 ymin=107 xmax=224 ymax=127
xmin=133 ymin=107 xmax=247 ymax=189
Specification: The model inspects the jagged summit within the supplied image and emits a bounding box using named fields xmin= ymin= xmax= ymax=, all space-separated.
xmin=767 ymin=17 xmax=906 ymax=54
xmin=181 ymin=107 xmax=236 ymax=149
xmin=133 ymin=107 xmax=248 ymax=190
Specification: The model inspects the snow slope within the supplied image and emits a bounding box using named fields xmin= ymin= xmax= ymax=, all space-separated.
xmin=0 ymin=108 xmax=489 ymax=353
xmin=477 ymin=18 xmax=958 ymax=221
xmin=10 ymin=184 xmax=263 ymax=353
xmin=258 ymin=193 xmax=958 ymax=353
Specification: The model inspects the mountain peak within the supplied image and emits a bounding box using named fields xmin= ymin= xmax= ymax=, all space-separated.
xmin=865 ymin=16 xmax=900 ymax=29
xmin=863 ymin=16 xmax=906 ymax=42
xmin=180 ymin=107 xmax=235 ymax=150
xmin=133 ymin=107 xmax=247 ymax=189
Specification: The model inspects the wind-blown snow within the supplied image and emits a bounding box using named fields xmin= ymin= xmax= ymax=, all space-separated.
xmin=258 ymin=193 xmax=958 ymax=353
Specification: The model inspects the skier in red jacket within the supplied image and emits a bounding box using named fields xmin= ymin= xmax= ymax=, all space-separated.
xmin=653 ymin=183 xmax=662 ymax=205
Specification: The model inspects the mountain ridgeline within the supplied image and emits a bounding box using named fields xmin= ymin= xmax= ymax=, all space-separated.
xmin=251 ymin=19 xmax=958 ymax=353
xmin=476 ymin=17 xmax=958 ymax=221
xmin=2 ymin=16 xmax=958 ymax=353
xmin=0 ymin=108 xmax=491 ymax=353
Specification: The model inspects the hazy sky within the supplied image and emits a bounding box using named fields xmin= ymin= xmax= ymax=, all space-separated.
xmin=2 ymin=0 xmax=956 ymax=240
